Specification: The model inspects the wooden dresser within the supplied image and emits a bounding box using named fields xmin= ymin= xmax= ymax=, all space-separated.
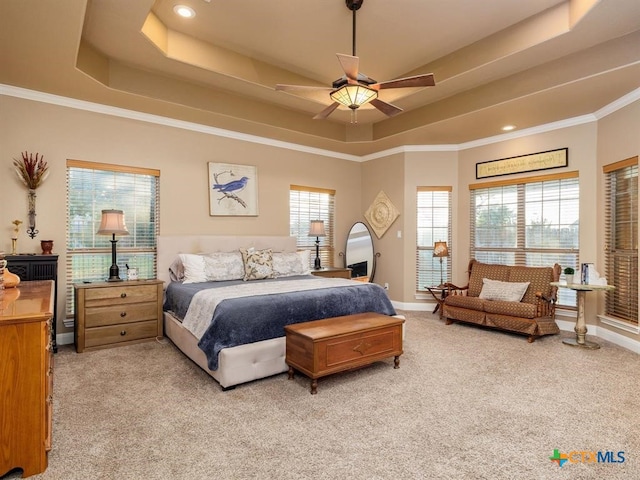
xmin=0 ymin=281 xmax=54 ymax=478
xmin=74 ymin=279 xmax=164 ymax=353
xmin=5 ymin=254 xmax=59 ymax=352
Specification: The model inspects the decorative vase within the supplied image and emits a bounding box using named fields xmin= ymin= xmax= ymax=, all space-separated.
xmin=27 ymin=189 xmax=38 ymax=239
xmin=2 ymin=268 xmax=20 ymax=288
xmin=41 ymin=240 xmax=54 ymax=255
xmin=565 ymin=274 xmax=574 ymax=285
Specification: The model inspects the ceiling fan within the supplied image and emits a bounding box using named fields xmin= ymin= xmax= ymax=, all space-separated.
xmin=275 ymin=0 xmax=436 ymax=121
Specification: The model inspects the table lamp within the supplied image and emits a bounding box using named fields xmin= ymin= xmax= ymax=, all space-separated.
xmin=433 ymin=241 xmax=449 ymax=286
xmin=97 ymin=209 xmax=129 ymax=281
xmin=308 ymin=220 xmax=326 ymax=270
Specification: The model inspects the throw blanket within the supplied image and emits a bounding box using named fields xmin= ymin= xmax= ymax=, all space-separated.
xmin=164 ymin=276 xmax=396 ymax=370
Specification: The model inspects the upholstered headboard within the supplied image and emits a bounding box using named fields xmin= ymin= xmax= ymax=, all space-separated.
xmin=157 ymin=235 xmax=298 ymax=286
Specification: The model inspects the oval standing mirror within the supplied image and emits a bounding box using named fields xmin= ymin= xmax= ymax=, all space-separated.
xmin=344 ymin=222 xmax=377 ymax=282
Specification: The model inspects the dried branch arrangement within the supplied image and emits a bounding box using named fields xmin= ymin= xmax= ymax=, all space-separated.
xmin=13 ymin=151 xmax=49 ymax=189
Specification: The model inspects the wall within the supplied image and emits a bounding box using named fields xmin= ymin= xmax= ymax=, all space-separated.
xmin=0 ymin=95 xmax=364 ymax=337
xmin=360 ymin=154 xmax=405 ymax=299
xmin=596 ymin=100 xmax=640 ymax=342
xmin=3 ymin=91 xmax=639 ymax=349
xmin=403 ymin=151 xmax=459 ymax=304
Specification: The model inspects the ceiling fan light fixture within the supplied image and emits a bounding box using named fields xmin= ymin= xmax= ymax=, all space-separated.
xmin=330 ymin=84 xmax=377 ymax=109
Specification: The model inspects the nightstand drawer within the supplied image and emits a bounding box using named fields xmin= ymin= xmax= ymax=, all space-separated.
xmin=85 ymin=302 xmax=159 ymax=328
xmin=84 ymin=284 xmax=158 ymax=307
xmin=85 ymin=320 xmax=159 ymax=348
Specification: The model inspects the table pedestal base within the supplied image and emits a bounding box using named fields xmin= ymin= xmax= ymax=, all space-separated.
xmin=562 ymin=338 xmax=600 ymax=349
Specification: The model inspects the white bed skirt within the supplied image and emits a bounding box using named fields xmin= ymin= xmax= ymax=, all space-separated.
xmin=164 ymin=311 xmax=288 ymax=388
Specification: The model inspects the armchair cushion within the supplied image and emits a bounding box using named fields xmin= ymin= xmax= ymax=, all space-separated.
xmin=482 ymin=299 xmax=536 ymax=319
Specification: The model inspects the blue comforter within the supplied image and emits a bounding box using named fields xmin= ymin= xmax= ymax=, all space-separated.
xmin=164 ymin=275 xmax=396 ymax=370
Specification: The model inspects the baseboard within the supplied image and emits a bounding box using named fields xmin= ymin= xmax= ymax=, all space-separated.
xmin=56 ymin=332 xmax=74 ymax=346
xmin=394 ymin=300 xmax=640 ymax=353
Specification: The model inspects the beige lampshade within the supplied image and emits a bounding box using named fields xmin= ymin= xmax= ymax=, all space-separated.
xmin=308 ymin=220 xmax=326 ymax=237
xmin=433 ymin=241 xmax=449 ymax=258
xmin=97 ymin=210 xmax=129 ymax=236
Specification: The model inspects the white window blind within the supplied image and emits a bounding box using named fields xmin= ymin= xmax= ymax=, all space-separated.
xmin=470 ymin=172 xmax=579 ymax=307
xmin=416 ymin=187 xmax=452 ymax=289
xmin=604 ymin=157 xmax=638 ymax=324
xmin=290 ymin=185 xmax=335 ymax=269
xmin=66 ymin=160 xmax=160 ymax=315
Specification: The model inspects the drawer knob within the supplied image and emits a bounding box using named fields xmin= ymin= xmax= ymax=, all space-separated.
xmin=120 ymin=311 xmax=127 ymax=317
xmin=120 ymin=330 xmax=127 ymax=336
xmin=120 ymin=292 xmax=127 ymax=298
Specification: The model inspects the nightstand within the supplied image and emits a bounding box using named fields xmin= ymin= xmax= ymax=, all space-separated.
xmin=74 ymin=279 xmax=163 ymax=353
xmin=311 ymin=267 xmax=352 ymax=279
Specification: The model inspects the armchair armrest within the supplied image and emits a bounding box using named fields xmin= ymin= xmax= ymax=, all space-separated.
xmin=535 ymin=291 xmax=557 ymax=317
xmin=442 ymin=282 xmax=468 ymax=296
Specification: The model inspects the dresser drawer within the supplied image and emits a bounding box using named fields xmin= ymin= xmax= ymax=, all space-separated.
xmin=85 ymin=320 xmax=158 ymax=348
xmin=85 ymin=302 xmax=159 ymax=328
xmin=84 ymin=284 xmax=158 ymax=307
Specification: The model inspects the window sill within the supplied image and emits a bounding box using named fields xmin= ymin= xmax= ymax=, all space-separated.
xmin=598 ymin=315 xmax=639 ymax=335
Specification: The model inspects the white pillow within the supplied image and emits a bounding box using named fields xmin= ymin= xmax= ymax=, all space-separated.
xmin=179 ymin=253 xmax=207 ymax=284
xmin=478 ymin=278 xmax=530 ymax=302
xmin=272 ymin=250 xmax=311 ymax=277
xmin=176 ymin=252 xmax=245 ymax=283
xmin=203 ymin=252 xmax=244 ymax=281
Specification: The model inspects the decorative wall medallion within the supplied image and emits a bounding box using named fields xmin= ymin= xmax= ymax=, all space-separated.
xmin=364 ymin=190 xmax=399 ymax=239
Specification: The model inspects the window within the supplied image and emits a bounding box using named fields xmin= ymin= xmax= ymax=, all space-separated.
xmin=416 ymin=187 xmax=452 ymax=289
xmin=604 ymin=157 xmax=638 ymax=324
xmin=470 ymin=172 xmax=579 ymax=307
xmin=290 ymin=185 xmax=335 ymax=269
xmin=66 ymin=160 xmax=160 ymax=315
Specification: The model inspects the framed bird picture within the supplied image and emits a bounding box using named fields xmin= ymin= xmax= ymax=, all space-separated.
xmin=208 ymin=162 xmax=258 ymax=216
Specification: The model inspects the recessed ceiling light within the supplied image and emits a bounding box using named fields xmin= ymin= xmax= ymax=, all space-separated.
xmin=173 ymin=5 xmax=196 ymax=18
xmin=502 ymin=125 xmax=516 ymax=131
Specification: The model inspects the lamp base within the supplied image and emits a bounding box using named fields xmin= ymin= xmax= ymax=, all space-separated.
xmin=107 ymin=263 xmax=122 ymax=282
xmin=314 ymin=238 xmax=321 ymax=270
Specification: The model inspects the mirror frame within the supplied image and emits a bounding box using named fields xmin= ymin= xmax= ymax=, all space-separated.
xmin=341 ymin=221 xmax=379 ymax=282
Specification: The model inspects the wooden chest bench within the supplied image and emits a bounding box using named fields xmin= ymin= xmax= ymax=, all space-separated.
xmin=284 ymin=312 xmax=404 ymax=394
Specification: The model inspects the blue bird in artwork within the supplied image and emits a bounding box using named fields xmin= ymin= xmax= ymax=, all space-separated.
xmin=212 ymin=176 xmax=249 ymax=194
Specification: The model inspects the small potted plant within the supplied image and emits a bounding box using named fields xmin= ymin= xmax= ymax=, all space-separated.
xmin=564 ymin=267 xmax=575 ymax=285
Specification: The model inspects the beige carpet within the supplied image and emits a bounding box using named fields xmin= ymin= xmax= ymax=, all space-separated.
xmin=3 ymin=311 xmax=638 ymax=480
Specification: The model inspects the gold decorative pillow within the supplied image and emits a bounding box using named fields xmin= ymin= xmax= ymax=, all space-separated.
xmin=240 ymin=247 xmax=274 ymax=281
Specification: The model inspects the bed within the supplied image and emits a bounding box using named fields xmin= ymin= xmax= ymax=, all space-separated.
xmin=158 ymin=235 xmax=400 ymax=389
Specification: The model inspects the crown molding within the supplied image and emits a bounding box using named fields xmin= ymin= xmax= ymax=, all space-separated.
xmin=2 ymin=84 xmax=639 ymax=161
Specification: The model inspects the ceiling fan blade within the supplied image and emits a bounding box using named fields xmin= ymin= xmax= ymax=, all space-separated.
xmin=336 ymin=54 xmax=359 ymax=82
xmin=371 ymin=73 xmax=436 ymax=90
xmin=370 ymin=98 xmax=403 ymax=117
xmin=313 ymin=102 xmax=340 ymax=120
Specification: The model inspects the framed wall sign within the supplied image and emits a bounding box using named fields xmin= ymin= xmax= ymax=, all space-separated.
xmin=208 ymin=162 xmax=258 ymax=216
xmin=476 ymin=148 xmax=568 ymax=179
